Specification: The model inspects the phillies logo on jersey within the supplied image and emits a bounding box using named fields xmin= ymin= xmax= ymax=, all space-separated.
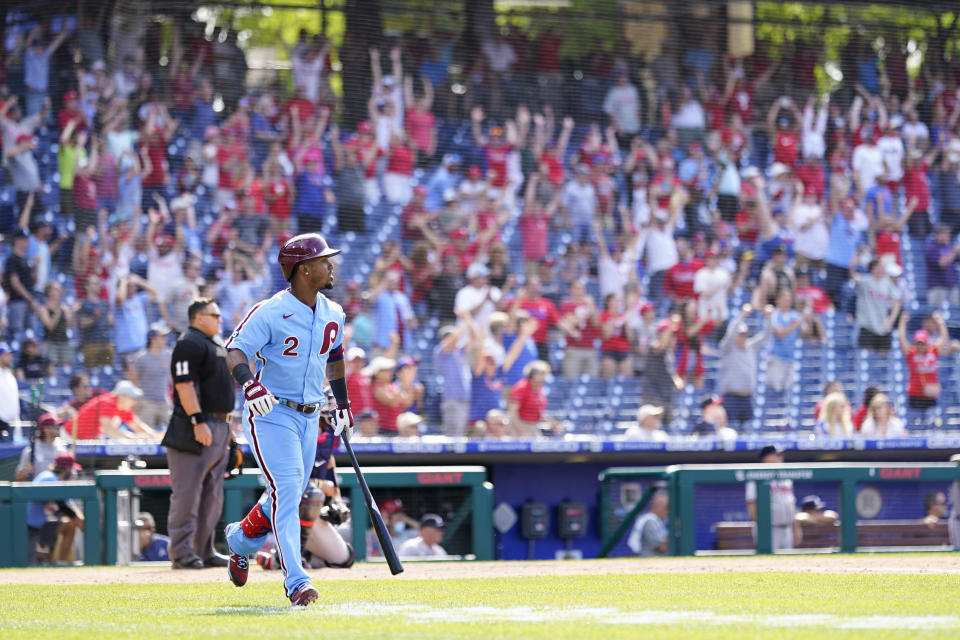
xmin=318 ymin=321 xmax=339 ymax=356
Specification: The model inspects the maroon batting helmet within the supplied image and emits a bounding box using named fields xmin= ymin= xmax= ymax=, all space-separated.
xmin=278 ymin=233 xmax=341 ymax=281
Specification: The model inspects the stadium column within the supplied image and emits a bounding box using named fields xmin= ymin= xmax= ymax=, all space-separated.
xmin=839 ymin=478 xmax=858 ymax=553
xmin=755 ymin=481 xmax=773 ymax=554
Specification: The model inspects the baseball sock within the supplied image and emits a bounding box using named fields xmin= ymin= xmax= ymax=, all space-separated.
xmin=240 ymin=504 xmax=273 ymax=538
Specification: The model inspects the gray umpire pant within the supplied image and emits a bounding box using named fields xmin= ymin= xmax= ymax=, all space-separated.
xmin=166 ymin=418 xmax=230 ymax=562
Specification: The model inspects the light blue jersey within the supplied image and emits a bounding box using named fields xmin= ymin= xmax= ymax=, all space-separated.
xmin=225 ymin=286 xmax=346 ymax=599
xmin=226 ymin=288 xmax=345 ymax=405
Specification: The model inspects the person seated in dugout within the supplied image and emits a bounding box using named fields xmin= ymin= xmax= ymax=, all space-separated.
xmin=26 ymin=453 xmax=85 ymax=564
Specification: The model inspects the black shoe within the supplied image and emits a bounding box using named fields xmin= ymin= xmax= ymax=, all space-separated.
xmin=172 ymin=556 xmax=204 ymax=569
xmin=203 ymin=553 xmax=229 ymax=568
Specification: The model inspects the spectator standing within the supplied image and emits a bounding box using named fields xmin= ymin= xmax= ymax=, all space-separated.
xmin=510 ymin=276 xmax=560 ymax=362
xmin=433 ymin=323 xmax=473 ymax=438
xmin=164 ymin=298 xmax=234 ymax=569
xmin=718 ymin=305 xmax=772 ymax=429
xmin=561 ymin=164 xmax=598 ymax=244
xmin=22 ymin=24 xmax=72 ymax=115
xmin=15 ymin=413 xmax=67 ymax=481
xmin=161 ymin=257 xmax=203 ymax=335
xmin=368 ymin=357 xmax=412 ymax=435
xmin=853 ymin=258 xmax=902 ymax=353
xmin=558 ymin=280 xmax=600 ymax=379
xmin=507 ymin=360 xmax=552 ymax=439
xmin=640 ymin=319 xmax=679 ymax=425
xmin=603 ymin=73 xmax=642 ymax=146
xmin=345 ymin=348 xmax=373 ymax=416
xmin=694 ymin=249 xmax=732 ymax=324
xmin=113 ymin=274 xmax=157 ymax=365
xmin=664 ymin=238 xmax=704 ymax=307
xmin=1 ymin=97 xmax=46 ymax=212
xmin=76 ymin=277 xmax=115 ymax=367
xmin=626 ymin=489 xmax=669 ymax=557
xmin=128 ymin=327 xmax=173 ymax=430
xmin=3 ymin=230 xmax=37 ymax=339
xmin=899 ymin=312 xmax=947 ymax=425
xmin=0 ymin=343 xmax=19 ymax=437
xmin=768 ymin=289 xmax=804 ymax=394
xmin=852 ymin=128 xmax=884 ymax=198
xmin=925 ymin=225 xmax=960 ymax=307
xmin=455 ymin=263 xmax=502 ymax=336
xmin=790 ymin=182 xmax=829 ymax=266
xmin=824 ymin=196 xmax=865 ymax=309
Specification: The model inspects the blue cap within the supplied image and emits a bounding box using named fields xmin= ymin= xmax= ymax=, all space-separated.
xmin=0 ymin=342 xmax=11 ymax=355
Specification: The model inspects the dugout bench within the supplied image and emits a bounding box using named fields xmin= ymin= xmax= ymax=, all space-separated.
xmin=714 ymin=520 xmax=950 ymax=550
xmin=598 ymin=462 xmax=960 ymax=556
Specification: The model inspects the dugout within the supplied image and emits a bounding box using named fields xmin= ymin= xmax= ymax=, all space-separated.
xmin=598 ymin=462 xmax=960 ymax=556
xmin=93 ymin=465 xmax=493 ymax=565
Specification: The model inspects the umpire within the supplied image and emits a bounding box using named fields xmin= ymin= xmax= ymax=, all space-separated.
xmin=162 ymin=298 xmax=235 ymax=569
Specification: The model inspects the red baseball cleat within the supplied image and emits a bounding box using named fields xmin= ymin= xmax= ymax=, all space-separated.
xmin=228 ymin=552 xmax=249 ymax=587
xmin=289 ymin=584 xmax=318 ymax=606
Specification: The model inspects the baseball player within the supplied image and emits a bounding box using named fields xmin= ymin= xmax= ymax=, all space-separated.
xmin=257 ymin=388 xmax=354 ymax=570
xmin=222 ymin=233 xmax=355 ymax=606
xmin=746 ymin=444 xmax=798 ymax=550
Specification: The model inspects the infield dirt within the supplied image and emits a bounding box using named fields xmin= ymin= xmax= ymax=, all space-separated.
xmin=2 ymin=553 xmax=958 ymax=585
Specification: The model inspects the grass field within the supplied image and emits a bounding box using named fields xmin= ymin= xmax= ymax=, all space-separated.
xmin=2 ymin=556 xmax=960 ymax=639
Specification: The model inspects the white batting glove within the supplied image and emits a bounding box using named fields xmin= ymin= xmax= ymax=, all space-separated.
xmin=242 ymin=380 xmax=277 ymax=417
xmin=333 ymin=403 xmax=354 ymax=438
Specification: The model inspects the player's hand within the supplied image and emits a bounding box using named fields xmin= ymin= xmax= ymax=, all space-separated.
xmin=243 ymin=379 xmax=276 ymax=417
xmin=319 ymin=498 xmax=351 ymax=525
xmin=333 ymin=403 xmax=355 ymax=438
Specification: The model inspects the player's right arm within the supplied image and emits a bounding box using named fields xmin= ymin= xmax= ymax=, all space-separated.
xmin=225 ymin=301 xmax=277 ymax=417
xmin=227 ymin=348 xmax=276 ymax=417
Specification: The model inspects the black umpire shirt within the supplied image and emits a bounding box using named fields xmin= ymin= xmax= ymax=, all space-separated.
xmin=171 ymin=327 xmax=235 ymax=414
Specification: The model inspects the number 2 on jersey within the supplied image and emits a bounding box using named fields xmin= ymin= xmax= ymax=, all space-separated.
xmin=282 ymin=336 xmax=299 ymax=357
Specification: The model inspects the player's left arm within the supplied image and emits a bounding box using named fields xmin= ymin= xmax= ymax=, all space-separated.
xmin=327 ymin=311 xmax=353 ymax=436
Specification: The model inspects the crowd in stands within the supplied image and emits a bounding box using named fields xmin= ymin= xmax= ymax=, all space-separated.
xmin=4 ymin=10 xmax=960 ymax=447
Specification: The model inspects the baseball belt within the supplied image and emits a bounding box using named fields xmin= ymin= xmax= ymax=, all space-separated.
xmin=274 ymin=397 xmax=321 ymax=415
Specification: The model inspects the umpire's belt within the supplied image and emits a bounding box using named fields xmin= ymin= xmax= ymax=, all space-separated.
xmin=274 ymin=397 xmax=321 ymax=415
xmin=208 ymin=412 xmax=232 ymax=422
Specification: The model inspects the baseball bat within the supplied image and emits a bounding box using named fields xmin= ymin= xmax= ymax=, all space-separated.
xmin=341 ymin=431 xmax=404 ymax=575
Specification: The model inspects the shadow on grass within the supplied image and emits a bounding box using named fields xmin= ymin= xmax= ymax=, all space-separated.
xmin=211 ymin=605 xmax=302 ymax=616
